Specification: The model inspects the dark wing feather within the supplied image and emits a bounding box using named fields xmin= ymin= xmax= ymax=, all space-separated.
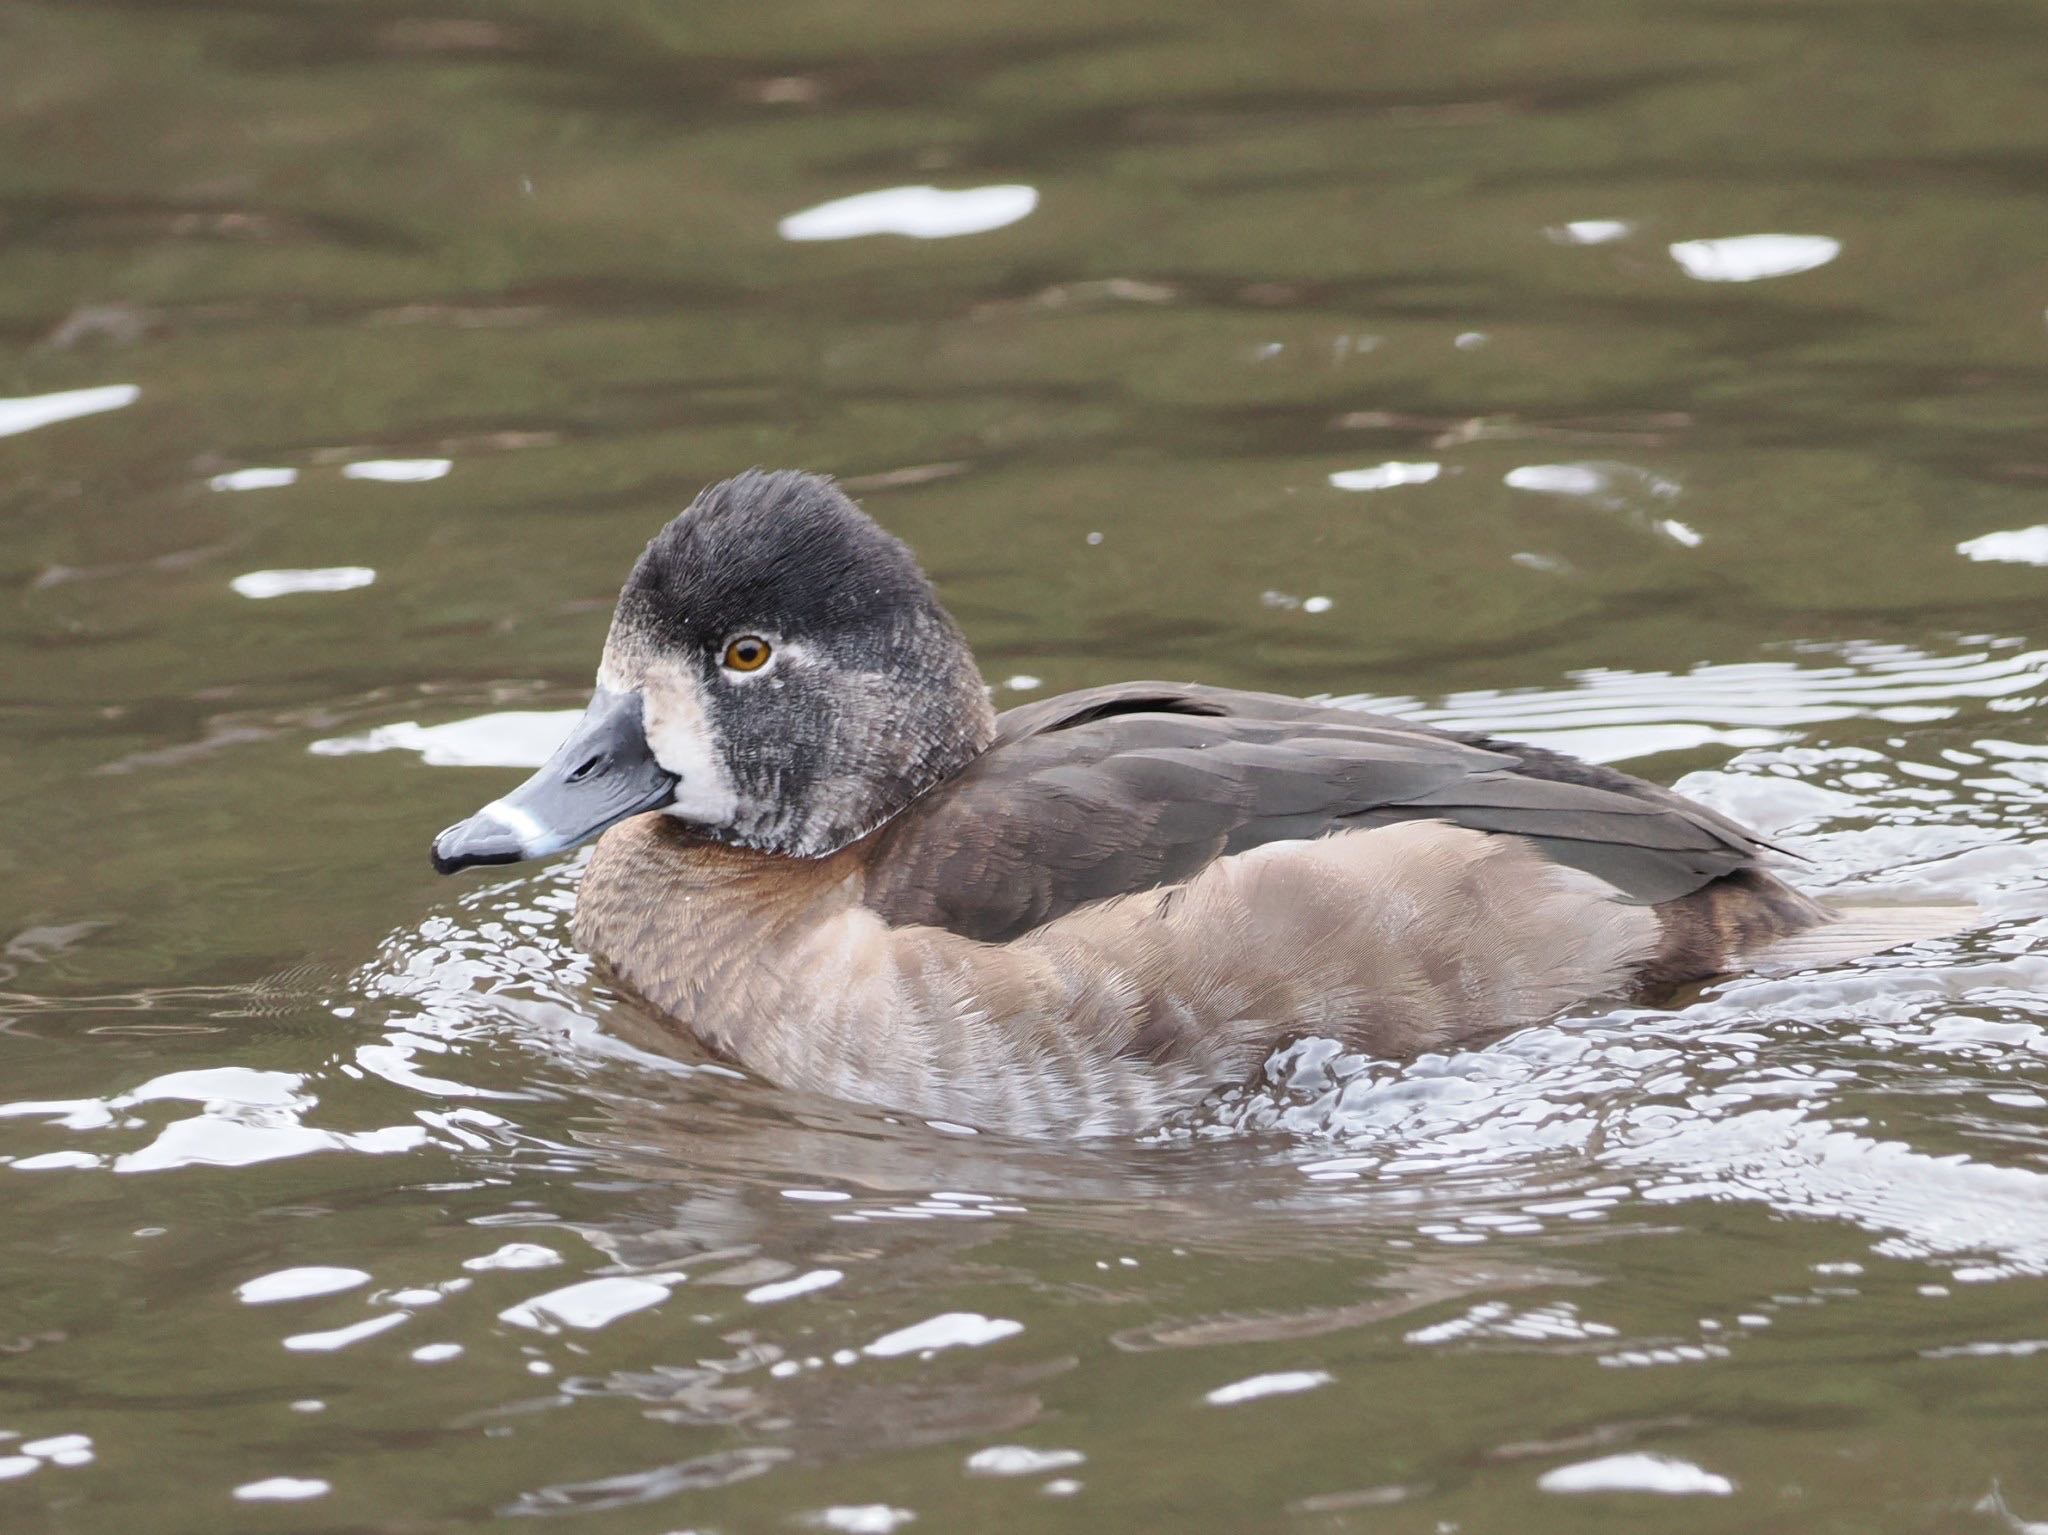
xmin=862 ymin=681 xmax=1775 ymax=942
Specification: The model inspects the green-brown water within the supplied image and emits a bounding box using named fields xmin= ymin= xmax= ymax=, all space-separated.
xmin=6 ymin=1 xmax=2048 ymax=1529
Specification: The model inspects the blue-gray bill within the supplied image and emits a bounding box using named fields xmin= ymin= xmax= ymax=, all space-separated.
xmin=430 ymin=687 xmax=677 ymax=874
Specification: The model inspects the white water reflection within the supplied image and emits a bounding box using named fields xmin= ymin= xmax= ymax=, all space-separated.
xmin=0 ymin=1066 xmax=428 ymax=1173
xmin=864 ymin=1312 xmax=1022 ymax=1358
xmin=1547 ymin=219 xmax=1633 ymax=245
xmin=745 ymin=1269 xmax=843 ymax=1304
xmin=1406 ymin=1300 xmax=1615 ymax=1346
xmin=1538 ymin=1453 xmax=1733 ymax=1496
xmin=343 ymin=458 xmax=452 ymax=482
xmin=1329 ymin=461 xmax=1441 ymax=492
xmin=966 ymin=1446 xmax=1085 ymax=1476
xmin=503 ymin=1448 xmax=789 ymax=1515
xmin=1503 ymin=461 xmax=1698 ymax=546
xmin=1506 ymin=463 xmax=1609 ymax=496
xmin=778 ymin=185 xmax=1038 ymax=241
xmin=311 ymin=711 xmax=576 ymax=767
xmin=233 ymin=1477 xmax=331 ymax=1502
xmin=0 ymin=383 xmax=138 ymax=439
xmin=464 ymin=1242 xmax=563 ymax=1271
xmin=19 ymin=1435 xmax=93 ymax=1468
xmin=209 ymin=467 xmax=298 ymax=492
xmin=10 ymin=1150 xmax=100 ymax=1171
xmin=805 ymin=1506 xmax=916 ymax=1533
xmin=1669 ymin=234 xmax=1841 ymax=282
xmin=283 ymin=1313 xmax=409 ymax=1352
xmin=1204 ymin=1370 xmax=1332 ymax=1406
xmin=1959 ymin=527 xmax=2048 ymax=566
xmin=500 ymin=1275 xmax=684 ymax=1332
xmin=0 ymin=1433 xmax=95 ymax=1483
xmin=231 ymin=567 xmax=376 ymax=599
xmin=1334 ymin=640 xmax=2048 ymax=766
xmin=1261 ymin=590 xmax=1334 ymax=614
xmin=237 ymin=1267 xmax=372 ymax=1304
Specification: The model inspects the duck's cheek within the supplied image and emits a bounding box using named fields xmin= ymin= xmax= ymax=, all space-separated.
xmin=641 ymin=674 xmax=742 ymax=828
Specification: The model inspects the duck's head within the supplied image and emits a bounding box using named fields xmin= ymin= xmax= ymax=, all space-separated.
xmin=431 ymin=469 xmax=996 ymax=874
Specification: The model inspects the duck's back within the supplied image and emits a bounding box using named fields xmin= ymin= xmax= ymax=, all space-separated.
xmin=861 ymin=681 xmax=1822 ymax=981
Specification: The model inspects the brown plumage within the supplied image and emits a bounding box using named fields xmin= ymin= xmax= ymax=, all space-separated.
xmin=431 ymin=470 xmax=1973 ymax=1137
xmin=575 ymin=816 xmax=1663 ymax=1137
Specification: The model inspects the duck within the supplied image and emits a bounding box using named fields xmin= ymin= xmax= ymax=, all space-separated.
xmin=431 ymin=469 xmax=1965 ymax=1137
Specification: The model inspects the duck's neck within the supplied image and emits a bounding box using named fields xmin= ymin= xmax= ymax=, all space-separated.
xmin=572 ymin=815 xmax=866 ymax=1059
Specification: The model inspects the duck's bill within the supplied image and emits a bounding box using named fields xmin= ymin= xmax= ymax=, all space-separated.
xmin=430 ymin=688 xmax=677 ymax=874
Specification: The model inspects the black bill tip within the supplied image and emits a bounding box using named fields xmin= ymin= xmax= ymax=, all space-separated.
xmin=426 ymin=687 xmax=678 ymax=876
xmin=430 ymin=812 xmax=533 ymax=876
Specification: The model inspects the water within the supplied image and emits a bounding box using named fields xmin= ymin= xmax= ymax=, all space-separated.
xmin=6 ymin=0 xmax=2048 ymax=1528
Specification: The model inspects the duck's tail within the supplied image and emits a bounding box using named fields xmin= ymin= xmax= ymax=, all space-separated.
xmin=1745 ymin=900 xmax=1979 ymax=976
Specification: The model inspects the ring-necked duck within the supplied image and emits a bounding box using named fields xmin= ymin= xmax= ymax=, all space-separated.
xmin=432 ymin=470 xmax=1966 ymax=1135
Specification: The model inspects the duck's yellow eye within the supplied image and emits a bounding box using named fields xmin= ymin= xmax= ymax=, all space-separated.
xmin=722 ymin=635 xmax=772 ymax=672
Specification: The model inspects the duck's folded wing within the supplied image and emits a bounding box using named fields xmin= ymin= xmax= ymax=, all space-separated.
xmin=862 ymin=682 xmax=1779 ymax=943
